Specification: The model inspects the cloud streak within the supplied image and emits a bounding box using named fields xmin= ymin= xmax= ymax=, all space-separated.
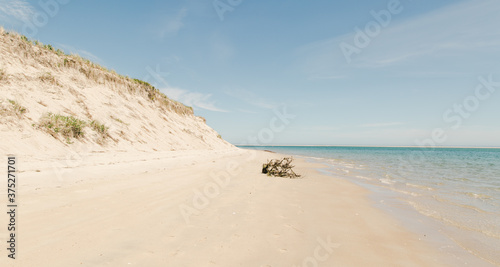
xmin=158 ymin=8 xmax=188 ymax=37
xmin=360 ymin=122 xmax=405 ymax=128
xmin=226 ymin=88 xmax=278 ymax=109
xmin=0 ymin=0 xmax=35 ymax=24
xmin=296 ymin=0 xmax=500 ymax=79
xmin=162 ymin=88 xmax=227 ymax=112
xmin=143 ymin=65 xmax=226 ymax=112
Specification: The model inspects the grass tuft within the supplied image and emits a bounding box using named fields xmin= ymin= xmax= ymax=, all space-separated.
xmin=90 ymin=120 xmax=110 ymax=144
xmin=39 ymin=113 xmax=87 ymax=141
xmin=90 ymin=120 xmax=108 ymax=135
xmin=133 ymin=78 xmax=153 ymax=87
xmin=39 ymin=72 xmax=58 ymax=85
xmin=8 ymin=100 xmax=27 ymax=116
xmin=1 ymin=99 xmax=27 ymax=118
xmin=38 ymin=113 xmax=112 ymax=144
xmin=0 ymin=69 xmax=5 ymax=81
xmin=110 ymin=115 xmax=128 ymax=125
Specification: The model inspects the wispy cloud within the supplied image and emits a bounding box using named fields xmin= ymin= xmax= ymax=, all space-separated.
xmin=307 ymin=74 xmax=346 ymax=81
xmin=237 ymin=109 xmax=259 ymax=114
xmin=226 ymin=88 xmax=278 ymax=109
xmin=209 ymin=33 xmax=235 ymax=64
xmin=360 ymin=122 xmax=405 ymax=128
xmin=296 ymin=0 xmax=500 ymax=78
xmin=158 ymin=8 xmax=188 ymax=37
xmin=143 ymin=65 xmax=226 ymax=112
xmin=0 ymin=0 xmax=35 ymax=24
xmin=162 ymin=87 xmax=227 ymax=112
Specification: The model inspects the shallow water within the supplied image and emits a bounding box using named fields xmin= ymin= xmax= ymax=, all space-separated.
xmin=241 ymin=146 xmax=500 ymax=266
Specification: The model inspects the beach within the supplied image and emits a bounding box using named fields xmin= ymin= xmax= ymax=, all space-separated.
xmin=1 ymin=28 xmax=496 ymax=266
xmin=1 ymin=0 xmax=500 ymax=264
xmin=0 ymin=148 xmax=448 ymax=266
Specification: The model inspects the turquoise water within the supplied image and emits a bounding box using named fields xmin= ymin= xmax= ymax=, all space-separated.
xmin=240 ymin=146 xmax=500 ymax=266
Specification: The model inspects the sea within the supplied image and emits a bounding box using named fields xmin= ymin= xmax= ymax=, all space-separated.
xmin=239 ymin=146 xmax=500 ymax=266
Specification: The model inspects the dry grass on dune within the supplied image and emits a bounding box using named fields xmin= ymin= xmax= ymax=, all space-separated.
xmin=0 ymin=99 xmax=27 ymax=118
xmin=0 ymin=27 xmax=231 ymax=152
xmin=2 ymin=30 xmax=193 ymax=116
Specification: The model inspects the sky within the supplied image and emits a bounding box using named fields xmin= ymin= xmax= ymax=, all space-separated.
xmin=1 ymin=0 xmax=499 ymax=146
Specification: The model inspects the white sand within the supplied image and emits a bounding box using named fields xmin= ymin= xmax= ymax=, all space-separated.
xmin=0 ymin=149 xmax=447 ymax=266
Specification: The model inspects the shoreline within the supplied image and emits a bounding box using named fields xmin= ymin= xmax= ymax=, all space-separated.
xmin=2 ymin=148 xmax=448 ymax=266
xmin=314 ymin=163 xmax=493 ymax=267
xmin=264 ymin=149 xmax=497 ymax=266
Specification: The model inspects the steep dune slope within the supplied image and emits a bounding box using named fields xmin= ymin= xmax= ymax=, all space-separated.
xmin=0 ymin=28 xmax=233 ymax=157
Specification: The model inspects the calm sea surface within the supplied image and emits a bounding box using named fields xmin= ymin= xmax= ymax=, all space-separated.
xmin=239 ymin=146 xmax=500 ymax=266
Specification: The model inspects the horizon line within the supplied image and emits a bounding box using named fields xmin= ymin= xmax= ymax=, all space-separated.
xmin=235 ymin=144 xmax=500 ymax=149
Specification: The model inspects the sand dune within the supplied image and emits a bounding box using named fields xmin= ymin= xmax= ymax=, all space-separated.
xmin=0 ymin=28 xmax=232 ymax=159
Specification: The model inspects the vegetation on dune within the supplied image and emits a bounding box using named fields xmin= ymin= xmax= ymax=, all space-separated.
xmin=38 ymin=113 xmax=113 ymax=144
xmin=133 ymin=78 xmax=153 ymax=87
xmin=2 ymin=29 xmax=195 ymax=117
xmin=110 ymin=115 xmax=128 ymax=125
xmin=0 ymin=99 xmax=27 ymax=118
xmin=2 ymin=28 xmax=211 ymax=147
xmin=44 ymin=44 xmax=54 ymax=51
xmin=90 ymin=120 xmax=110 ymax=144
xmin=130 ymin=77 xmax=193 ymax=115
xmin=8 ymin=100 xmax=27 ymax=116
xmin=90 ymin=120 xmax=108 ymax=135
xmin=39 ymin=72 xmax=59 ymax=85
xmin=39 ymin=113 xmax=87 ymax=141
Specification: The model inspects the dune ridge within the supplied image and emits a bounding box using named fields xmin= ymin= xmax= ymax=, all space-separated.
xmin=0 ymin=27 xmax=232 ymax=157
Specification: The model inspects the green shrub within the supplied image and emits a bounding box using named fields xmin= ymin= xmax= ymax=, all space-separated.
xmin=38 ymin=113 xmax=113 ymax=144
xmin=39 ymin=113 xmax=87 ymax=140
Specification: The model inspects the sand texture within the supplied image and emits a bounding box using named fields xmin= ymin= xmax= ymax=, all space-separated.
xmin=0 ymin=149 xmax=446 ymax=266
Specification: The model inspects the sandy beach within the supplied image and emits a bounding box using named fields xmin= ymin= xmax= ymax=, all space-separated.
xmin=1 ymin=148 xmax=445 ymax=266
xmin=2 ymin=27 xmax=489 ymax=266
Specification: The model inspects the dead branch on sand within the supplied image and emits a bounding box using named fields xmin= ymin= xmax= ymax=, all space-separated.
xmin=262 ymin=157 xmax=301 ymax=178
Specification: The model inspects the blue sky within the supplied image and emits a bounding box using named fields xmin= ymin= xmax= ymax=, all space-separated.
xmin=1 ymin=0 xmax=499 ymax=146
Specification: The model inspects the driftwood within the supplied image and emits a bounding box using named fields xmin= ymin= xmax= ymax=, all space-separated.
xmin=262 ymin=157 xmax=301 ymax=178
